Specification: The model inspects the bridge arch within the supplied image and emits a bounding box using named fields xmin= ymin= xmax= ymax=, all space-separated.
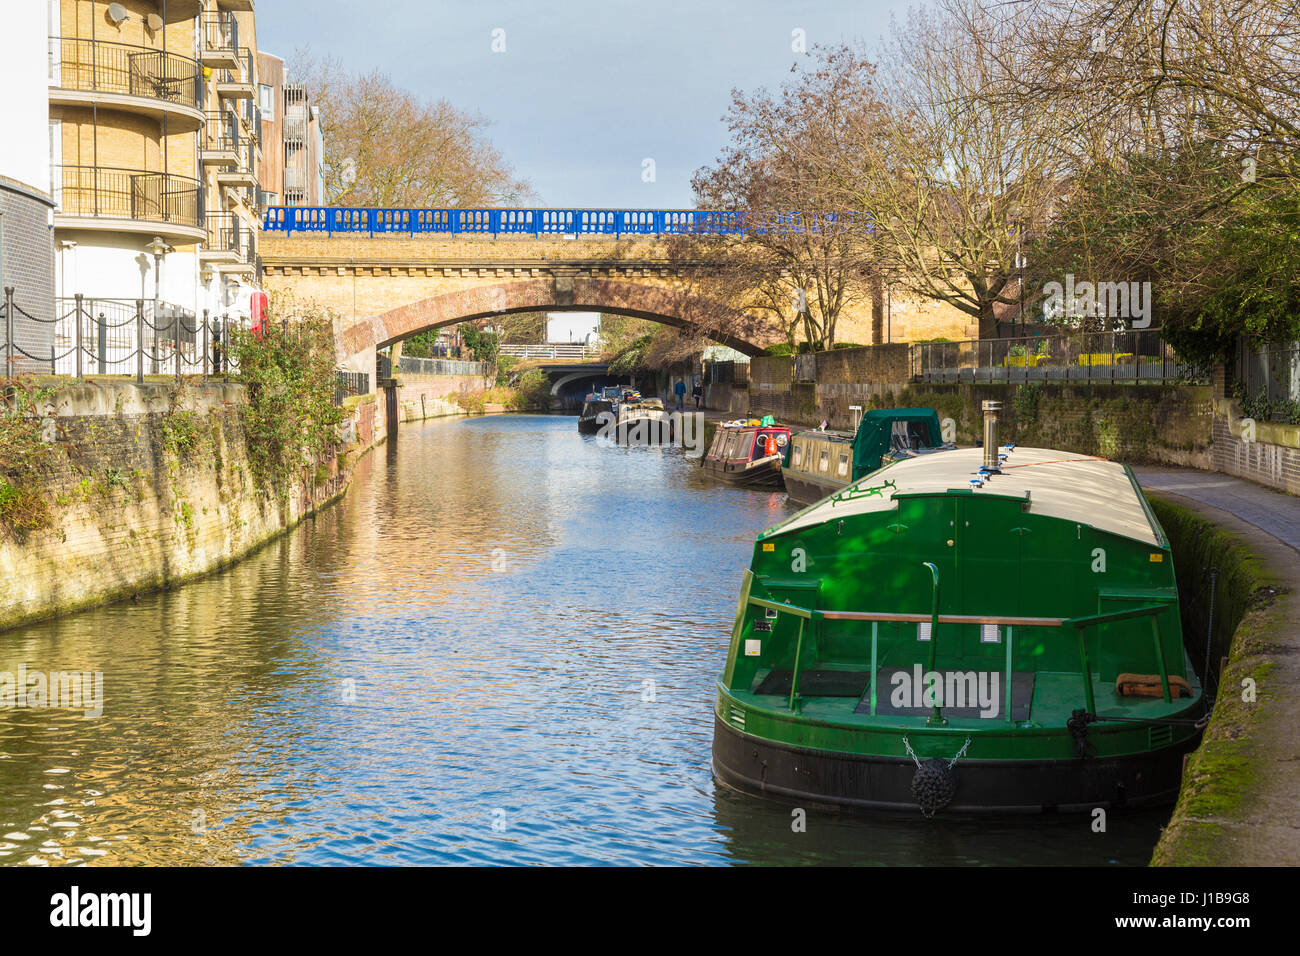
xmin=334 ymin=278 xmax=768 ymax=361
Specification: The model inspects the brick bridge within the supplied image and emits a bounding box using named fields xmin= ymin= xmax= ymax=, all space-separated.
xmin=258 ymin=207 xmax=877 ymax=375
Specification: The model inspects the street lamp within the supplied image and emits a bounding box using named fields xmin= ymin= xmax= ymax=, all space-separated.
xmin=1014 ymin=249 xmax=1027 ymax=339
xmin=146 ymin=237 xmax=171 ymax=374
xmin=146 ymin=236 xmax=171 ymax=313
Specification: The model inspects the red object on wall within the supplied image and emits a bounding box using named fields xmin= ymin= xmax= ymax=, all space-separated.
xmin=250 ymin=292 xmax=268 ymax=337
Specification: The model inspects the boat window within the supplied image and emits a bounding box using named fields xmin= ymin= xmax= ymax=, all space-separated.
xmin=836 ymin=453 xmax=849 ymax=477
xmin=818 ymin=449 xmax=830 ymax=473
xmin=791 ymin=442 xmax=803 ymax=467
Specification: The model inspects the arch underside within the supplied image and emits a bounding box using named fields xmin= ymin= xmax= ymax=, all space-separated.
xmin=335 ymin=278 xmax=768 ymax=359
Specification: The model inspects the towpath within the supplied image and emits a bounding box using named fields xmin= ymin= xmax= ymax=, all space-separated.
xmin=1134 ymin=467 xmax=1300 ymax=865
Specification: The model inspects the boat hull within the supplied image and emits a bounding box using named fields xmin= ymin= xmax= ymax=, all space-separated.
xmin=780 ymin=468 xmax=847 ymax=507
xmin=701 ymin=456 xmax=785 ymax=488
xmin=712 ymin=714 xmax=1198 ymax=814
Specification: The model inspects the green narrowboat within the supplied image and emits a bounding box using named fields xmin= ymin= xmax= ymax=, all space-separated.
xmin=782 ymin=408 xmax=952 ymax=508
xmin=713 ymin=403 xmax=1204 ymax=815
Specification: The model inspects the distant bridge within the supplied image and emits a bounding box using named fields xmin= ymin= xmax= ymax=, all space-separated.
xmin=260 ymin=207 xmax=878 ymax=379
xmin=262 ymin=206 xmax=866 ymax=239
xmin=498 ymin=343 xmax=597 ymax=362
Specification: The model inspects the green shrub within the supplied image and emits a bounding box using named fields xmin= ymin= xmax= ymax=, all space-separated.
xmin=230 ymin=308 xmax=345 ymax=495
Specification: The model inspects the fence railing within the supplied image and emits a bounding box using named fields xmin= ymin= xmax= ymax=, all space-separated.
xmin=49 ymin=36 xmax=202 ymax=110
xmin=497 ymin=343 xmax=595 ymax=361
xmin=262 ymin=206 xmax=869 ymax=238
xmin=397 ymin=355 xmax=490 ymax=377
xmin=1235 ymin=339 xmax=1300 ymax=415
xmin=2 ymin=289 xmax=244 ymax=381
xmin=53 ymin=165 xmax=203 ymax=229
xmin=909 ymin=328 xmax=1204 ymax=385
xmin=335 ymin=370 xmax=369 ymax=404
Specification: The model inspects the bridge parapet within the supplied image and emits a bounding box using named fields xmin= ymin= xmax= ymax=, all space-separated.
xmin=262 ymin=206 xmax=865 ymax=239
xmin=499 ymin=343 xmax=596 ymax=361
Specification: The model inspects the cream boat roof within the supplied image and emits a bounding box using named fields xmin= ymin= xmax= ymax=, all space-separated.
xmin=773 ymin=446 xmax=1161 ymax=546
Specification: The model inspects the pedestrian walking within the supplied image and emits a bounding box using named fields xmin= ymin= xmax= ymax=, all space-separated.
xmin=674 ymin=378 xmax=686 ymax=410
xmin=692 ymin=380 xmax=703 ymax=410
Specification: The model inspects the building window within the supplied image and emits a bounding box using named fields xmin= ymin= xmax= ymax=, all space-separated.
xmin=259 ymin=84 xmax=275 ymax=119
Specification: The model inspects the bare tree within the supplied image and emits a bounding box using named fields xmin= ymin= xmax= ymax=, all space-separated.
xmin=684 ymin=53 xmax=882 ymax=351
xmin=293 ymin=51 xmax=534 ymax=207
xmin=989 ymin=0 xmax=1300 ymax=352
xmin=808 ymin=12 xmax=1070 ymax=338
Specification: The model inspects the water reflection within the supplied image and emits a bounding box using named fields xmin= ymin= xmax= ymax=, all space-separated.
xmin=0 ymin=415 xmax=1162 ymax=865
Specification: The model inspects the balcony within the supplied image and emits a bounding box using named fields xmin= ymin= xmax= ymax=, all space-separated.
xmin=214 ymin=49 xmax=255 ymax=100
xmin=52 ymin=165 xmax=205 ymax=243
xmin=216 ymin=0 xmax=255 ymax=11
xmin=201 ymin=112 xmax=241 ymax=168
xmin=200 ymin=15 xmax=241 ymax=70
xmin=201 ymin=213 xmax=257 ymax=275
xmin=215 ymin=141 xmax=258 ymax=190
xmin=48 ymin=37 xmax=203 ymax=130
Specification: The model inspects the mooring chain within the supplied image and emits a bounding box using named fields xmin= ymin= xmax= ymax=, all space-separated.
xmin=901 ymin=735 xmax=921 ymax=768
xmin=903 ymin=734 xmax=972 ymax=769
xmin=947 ymin=737 xmax=972 ymax=768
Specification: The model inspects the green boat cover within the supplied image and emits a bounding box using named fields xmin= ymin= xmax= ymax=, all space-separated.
xmin=850 ymin=408 xmax=944 ymax=480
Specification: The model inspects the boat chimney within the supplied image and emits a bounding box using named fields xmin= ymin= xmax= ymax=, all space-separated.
xmin=982 ymin=400 xmax=1002 ymax=472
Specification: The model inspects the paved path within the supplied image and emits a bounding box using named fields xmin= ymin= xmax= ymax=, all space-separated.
xmin=1133 ymin=467 xmax=1300 ymax=555
xmin=1134 ymin=467 xmax=1300 ymax=865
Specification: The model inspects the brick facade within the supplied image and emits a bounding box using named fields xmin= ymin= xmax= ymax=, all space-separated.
xmin=0 ymin=176 xmax=56 ymax=372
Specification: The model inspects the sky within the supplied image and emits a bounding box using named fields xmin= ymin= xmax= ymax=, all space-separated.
xmin=254 ymin=0 xmax=919 ymax=209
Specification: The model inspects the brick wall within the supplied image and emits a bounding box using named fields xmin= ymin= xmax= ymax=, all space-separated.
xmin=392 ymin=372 xmax=488 ymax=423
xmin=0 ymin=381 xmax=380 ymax=632
xmin=1211 ymin=397 xmax=1300 ymax=494
xmin=897 ymin=383 xmax=1214 ymax=466
xmin=0 ymin=177 xmax=56 ymax=372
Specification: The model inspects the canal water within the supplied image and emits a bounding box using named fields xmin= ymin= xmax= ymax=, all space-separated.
xmin=0 ymin=415 xmax=1169 ymax=865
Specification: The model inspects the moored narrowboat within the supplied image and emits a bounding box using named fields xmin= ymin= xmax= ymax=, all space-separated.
xmin=578 ymin=387 xmax=671 ymax=442
xmin=577 ymin=388 xmax=619 ymax=434
xmin=783 ymin=408 xmax=953 ymax=508
xmin=701 ymin=419 xmax=792 ymax=488
xmin=712 ymin=402 xmax=1204 ymax=815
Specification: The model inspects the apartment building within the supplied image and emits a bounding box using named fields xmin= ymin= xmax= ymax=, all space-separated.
xmin=0 ymin=2 xmax=58 ymax=371
xmin=256 ymin=50 xmax=325 ymax=208
xmin=47 ymin=0 xmax=265 ymax=343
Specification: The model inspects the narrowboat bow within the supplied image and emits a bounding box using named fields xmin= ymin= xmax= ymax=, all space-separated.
xmin=713 ymin=402 xmax=1204 ymax=815
xmin=702 ymin=419 xmax=792 ymax=488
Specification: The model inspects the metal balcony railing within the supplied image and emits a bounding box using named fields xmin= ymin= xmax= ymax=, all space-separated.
xmin=205 ymin=212 xmax=257 ymax=264
xmin=49 ymin=36 xmax=202 ymax=110
xmin=203 ymin=111 xmax=242 ymax=151
xmin=53 ymin=165 xmax=203 ymax=228
xmin=202 ymin=13 xmax=239 ymax=56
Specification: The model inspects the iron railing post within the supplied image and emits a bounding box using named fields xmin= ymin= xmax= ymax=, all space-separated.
xmin=97 ymin=304 xmax=107 ymax=374
xmin=174 ymin=311 xmax=182 ymax=382
xmin=74 ymin=292 xmax=84 ymax=379
xmin=202 ymin=309 xmax=209 ymax=380
xmin=135 ymin=298 xmax=144 ymax=384
xmin=3 ymin=286 xmax=14 ymax=379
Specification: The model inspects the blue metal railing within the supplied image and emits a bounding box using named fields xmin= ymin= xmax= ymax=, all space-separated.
xmin=262 ymin=206 xmax=868 ymax=237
